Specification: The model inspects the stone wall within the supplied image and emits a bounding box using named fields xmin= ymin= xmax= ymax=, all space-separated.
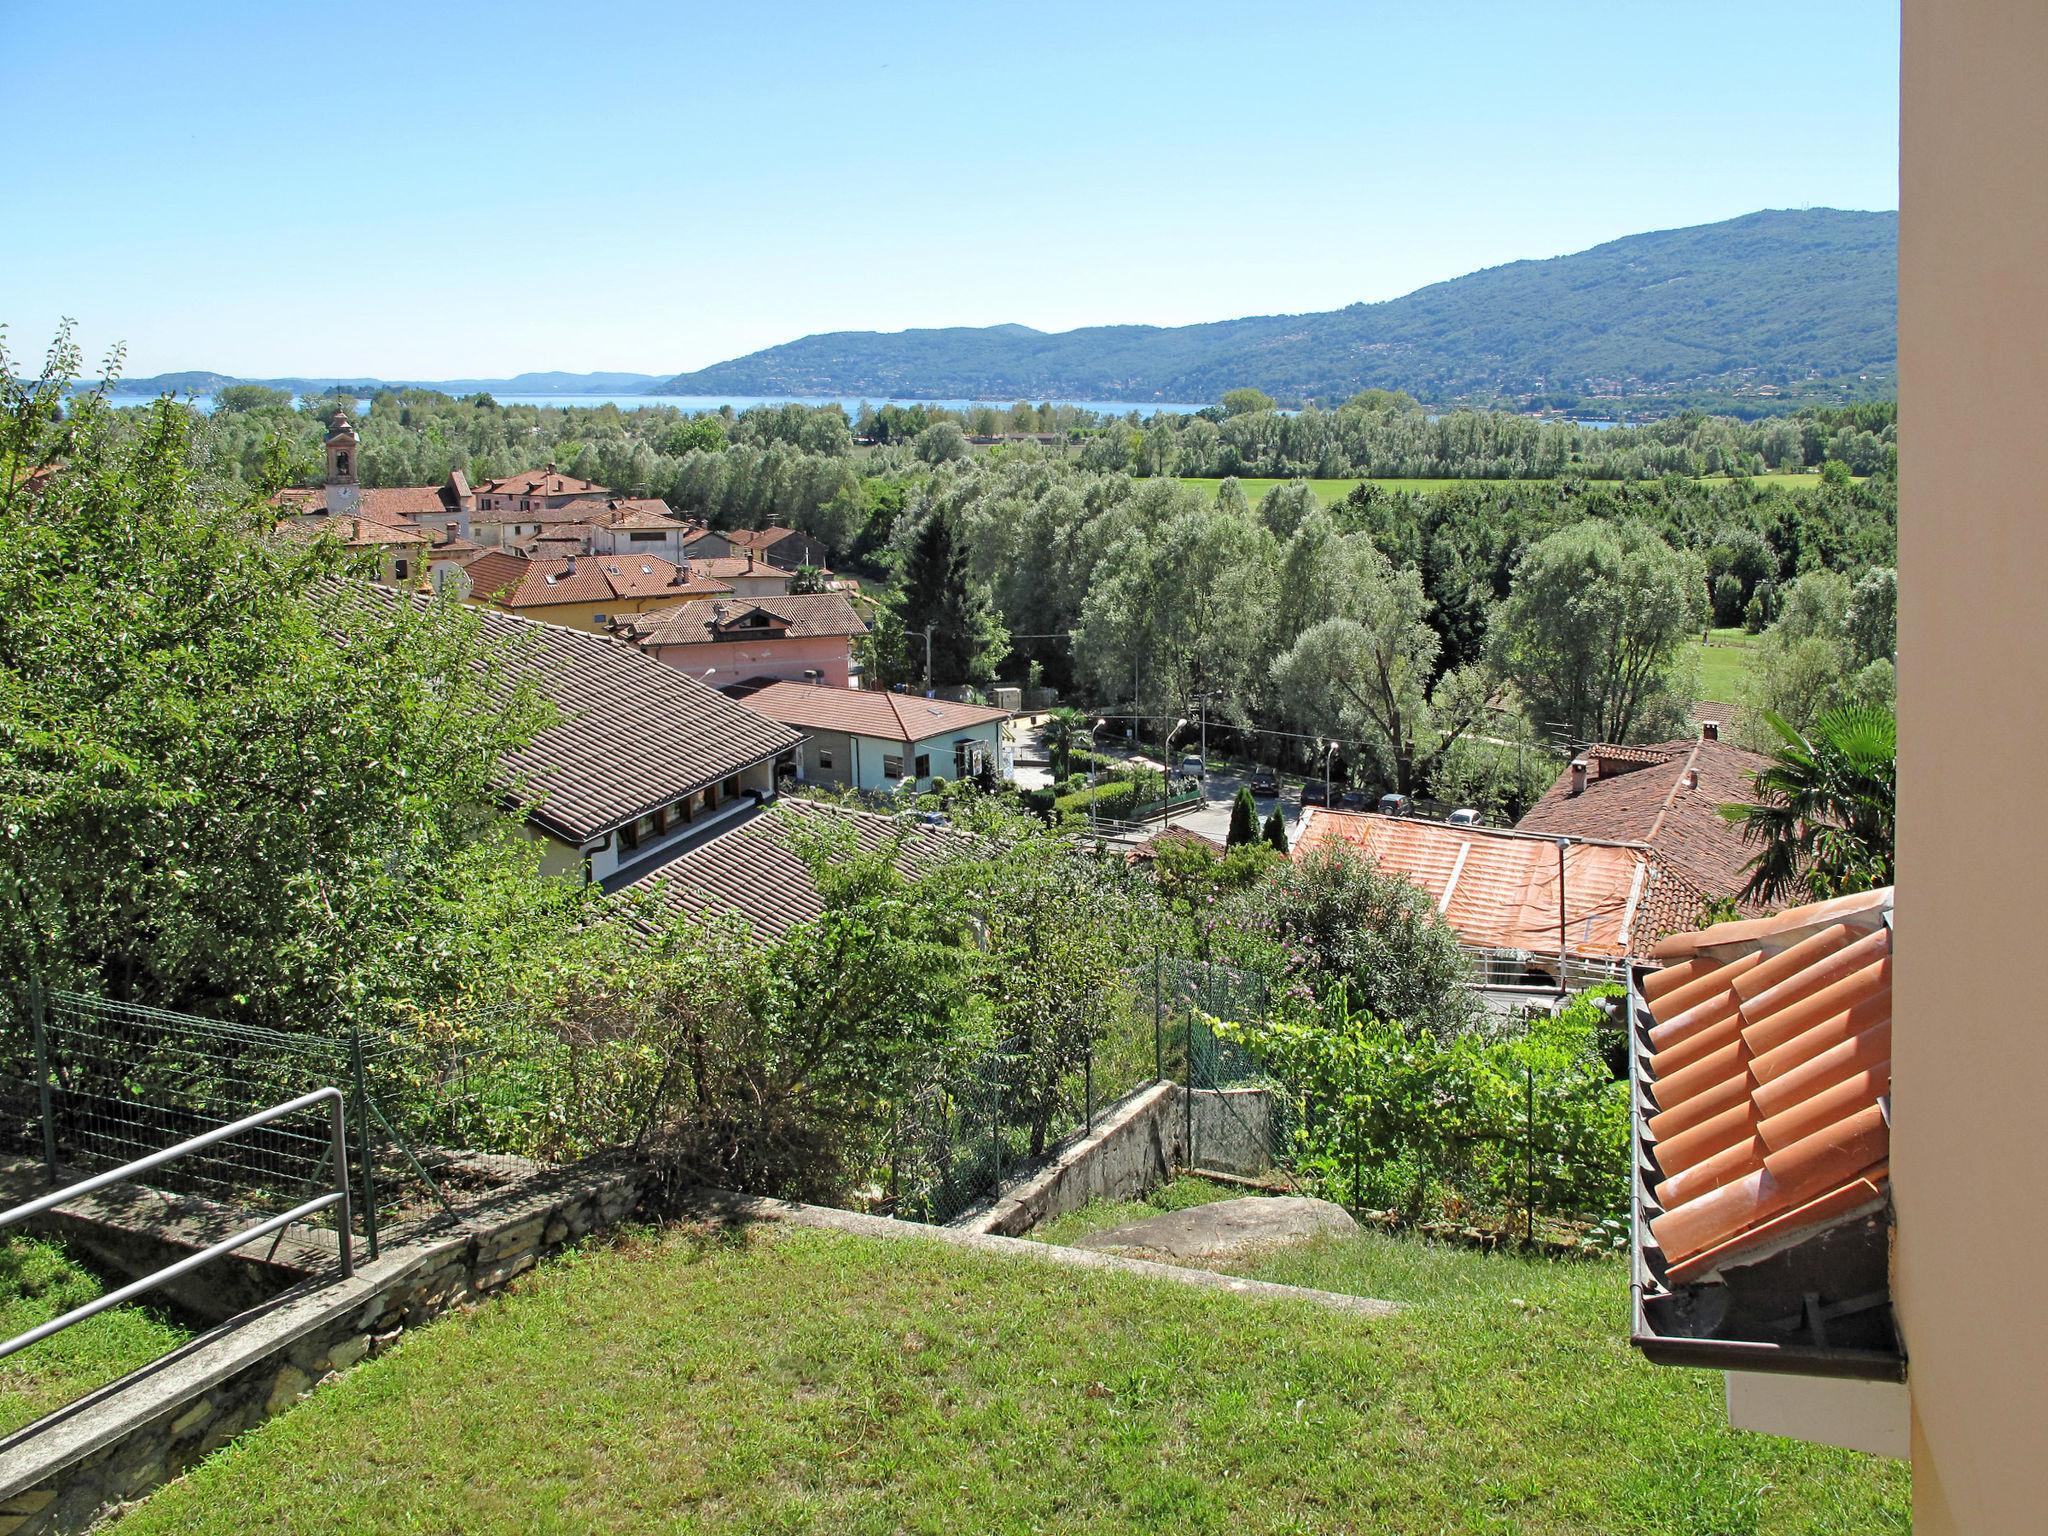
xmin=1186 ymin=1087 xmax=1279 ymax=1180
xmin=0 ymin=1158 xmax=649 ymax=1536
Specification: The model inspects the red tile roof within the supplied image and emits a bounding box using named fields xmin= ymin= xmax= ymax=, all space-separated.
xmin=275 ymin=484 xmax=463 ymax=520
xmin=279 ymin=513 xmax=430 ymax=549
xmin=742 ymin=682 xmax=1010 ymax=744
xmin=621 ymin=595 xmax=868 ymax=647
xmin=1517 ymin=735 xmax=1773 ymax=934
xmin=475 ymin=467 xmax=609 ymax=499
xmin=1296 ymin=810 xmax=1651 ymax=959
xmin=465 ymin=551 xmax=731 ymax=610
xmin=1634 ymin=888 xmax=1893 ymax=1285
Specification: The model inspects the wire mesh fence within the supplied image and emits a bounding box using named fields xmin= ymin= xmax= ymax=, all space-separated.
xmin=0 ymin=985 xmax=542 ymax=1256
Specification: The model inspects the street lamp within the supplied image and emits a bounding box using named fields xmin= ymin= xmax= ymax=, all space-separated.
xmin=1163 ymin=717 xmax=1189 ymax=827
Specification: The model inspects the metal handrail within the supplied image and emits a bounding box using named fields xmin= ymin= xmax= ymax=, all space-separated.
xmin=0 ymin=1087 xmax=353 ymax=1363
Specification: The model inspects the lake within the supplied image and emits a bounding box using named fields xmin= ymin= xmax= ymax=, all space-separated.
xmin=107 ymin=390 xmax=1214 ymax=418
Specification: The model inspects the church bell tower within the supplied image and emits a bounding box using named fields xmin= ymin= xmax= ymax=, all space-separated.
xmin=324 ymin=410 xmax=360 ymax=517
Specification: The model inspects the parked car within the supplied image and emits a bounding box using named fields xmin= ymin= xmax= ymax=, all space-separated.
xmin=1446 ymin=807 xmax=1481 ymax=826
xmin=1300 ymin=779 xmax=1329 ymax=806
xmin=1377 ymin=792 xmax=1413 ymax=817
xmin=1178 ymin=754 xmax=1206 ymax=779
xmin=1249 ymin=769 xmax=1279 ymax=796
xmin=1338 ymin=788 xmax=1371 ymax=810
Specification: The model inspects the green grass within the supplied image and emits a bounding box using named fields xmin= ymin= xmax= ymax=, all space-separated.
xmin=1031 ymin=1174 xmax=1246 ymax=1246
xmin=0 ymin=1236 xmax=192 ymax=1435
xmin=1686 ymin=626 xmax=1761 ymax=705
xmin=117 ymin=1219 xmax=1904 ymax=1534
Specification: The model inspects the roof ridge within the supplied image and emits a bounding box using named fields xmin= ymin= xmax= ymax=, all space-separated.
xmin=1643 ymin=740 xmax=1706 ymax=848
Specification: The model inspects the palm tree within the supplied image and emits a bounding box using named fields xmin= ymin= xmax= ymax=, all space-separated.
xmin=1041 ymin=706 xmax=1089 ymax=781
xmin=1721 ymin=705 xmax=1895 ymax=904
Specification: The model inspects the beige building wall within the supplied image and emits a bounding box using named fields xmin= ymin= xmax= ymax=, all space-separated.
xmin=1897 ymin=3 xmax=2048 ymax=1530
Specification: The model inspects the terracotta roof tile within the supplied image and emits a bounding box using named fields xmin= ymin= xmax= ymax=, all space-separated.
xmin=1517 ymin=735 xmax=1774 ymax=935
xmin=741 ymin=681 xmax=1010 ymax=744
xmin=619 ymin=798 xmax=967 ymax=940
xmin=1632 ymin=887 xmax=1893 ymax=1282
xmin=1295 ymin=810 xmax=1651 ymax=959
xmin=466 ymin=551 xmax=730 ymax=610
xmin=619 ymin=594 xmax=868 ymax=647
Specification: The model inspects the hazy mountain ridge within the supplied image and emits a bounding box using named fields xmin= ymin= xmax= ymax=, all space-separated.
xmin=106 ymin=370 xmax=668 ymax=398
xmin=660 ymin=209 xmax=1898 ymax=411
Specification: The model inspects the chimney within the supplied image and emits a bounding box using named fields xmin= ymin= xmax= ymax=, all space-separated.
xmin=713 ymin=602 xmax=729 ymax=626
xmin=1684 ymin=767 xmax=1700 ymax=791
xmin=564 ymin=555 xmax=576 ymax=575
xmin=1701 ymin=719 xmax=1720 ymax=742
xmin=544 ymin=461 xmax=556 ymax=474
xmin=1569 ymin=758 xmax=1589 ymax=796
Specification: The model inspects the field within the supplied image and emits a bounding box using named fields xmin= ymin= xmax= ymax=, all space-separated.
xmin=116 ymin=1215 xmax=1905 ymax=1534
xmin=1685 ymin=626 xmax=1762 ymax=705
xmin=0 ymin=1237 xmax=191 ymax=1436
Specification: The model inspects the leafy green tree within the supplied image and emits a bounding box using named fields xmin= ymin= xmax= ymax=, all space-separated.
xmin=896 ymin=507 xmax=1007 ymax=686
xmin=1221 ymin=388 xmax=1277 ymax=417
xmin=1845 ymin=566 xmax=1898 ymax=665
xmin=1262 ymin=808 xmax=1290 ymax=855
xmin=1487 ymin=519 xmax=1706 ymax=745
xmin=1040 ymin=706 xmax=1089 ymax=780
xmin=0 ymin=328 xmax=594 ymax=1035
xmin=214 ymin=384 xmax=292 ymax=413
xmin=1272 ymin=542 xmax=1495 ymax=793
xmin=1722 ymin=706 xmax=1895 ymax=904
xmin=1223 ymin=841 xmax=1478 ymax=1041
xmin=914 ymin=421 xmax=969 ymax=464
xmin=1227 ymin=785 xmax=1259 ymax=847
xmin=787 ymin=564 xmax=829 ymax=595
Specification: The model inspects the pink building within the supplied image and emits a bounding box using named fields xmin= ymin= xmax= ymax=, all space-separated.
xmin=614 ymin=593 xmax=868 ymax=691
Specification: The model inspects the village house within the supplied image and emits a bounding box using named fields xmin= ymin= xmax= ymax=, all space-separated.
xmin=741 ymin=681 xmax=1011 ymax=793
xmin=1514 ymin=722 xmax=1771 ymax=937
xmin=472 ymin=463 xmax=610 ymax=516
xmin=459 ymin=549 xmax=733 ymax=629
xmin=615 ymin=593 xmax=867 ymax=690
xmin=685 ymin=524 xmax=830 ymax=571
xmin=680 ymin=551 xmax=821 ymax=599
xmin=274 ymin=413 xmax=475 ymax=538
xmin=470 ymin=602 xmax=802 ymax=887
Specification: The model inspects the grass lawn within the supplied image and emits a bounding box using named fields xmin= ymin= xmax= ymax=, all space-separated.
xmin=118 ymin=1216 xmax=1904 ymax=1534
xmin=0 ymin=1236 xmax=191 ymax=1436
xmin=1686 ymin=626 xmax=1761 ymax=705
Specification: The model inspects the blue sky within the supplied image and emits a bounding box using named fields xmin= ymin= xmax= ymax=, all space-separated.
xmin=0 ymin=2 xmax=1899 ymax=380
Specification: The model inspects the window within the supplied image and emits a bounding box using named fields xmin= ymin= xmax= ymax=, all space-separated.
xmin=618 ymin=819 xmax=640 ymax=852
xmin=722 ymin=775 xmax=742 ymax=798
xmin=914 ymin=752 xmax=931 ymax=779
xmin=817 ymin=749 xmax=834 ymax=771
xmin=335 ymin=452 xmax=349 ymax=477
xmin=629 ymin=530 xmax=664 ymax=543
xmin=392 ymin=558 xmax=409 ymax=581
xmin=883 ymin=754 xmax=905 ymax=779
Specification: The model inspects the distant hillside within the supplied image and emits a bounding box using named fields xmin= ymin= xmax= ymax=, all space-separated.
xmin=107 ymin=370 xmax=666 ymax=398
xmin=660 ymin=209 xmax=1897 ymax=412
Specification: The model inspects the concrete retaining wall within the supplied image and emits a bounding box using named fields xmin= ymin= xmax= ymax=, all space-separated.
xmin=0 ymin=1158 xmax=650 ymax=1536
xmin=1187 ymin=1087 xmax=1279 ymax=1179
xmin=959 ymin=1081 xmax=1184 ymax=1237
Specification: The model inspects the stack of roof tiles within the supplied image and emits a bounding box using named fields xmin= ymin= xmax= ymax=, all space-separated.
xmin=1635 ymin=889 xmax=1893 ymax=1286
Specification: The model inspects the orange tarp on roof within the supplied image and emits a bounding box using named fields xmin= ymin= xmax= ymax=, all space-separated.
xmin=1296 ymin=809 xmax=1651 ymax=959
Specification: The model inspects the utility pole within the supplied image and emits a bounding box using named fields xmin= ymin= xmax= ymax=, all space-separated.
xmin=923 ymin=624 xmax=935 ymax=695
xmin=1555 ymin=836 xmax=1572 ymax=998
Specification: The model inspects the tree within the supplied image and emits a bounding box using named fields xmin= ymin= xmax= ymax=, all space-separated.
xmin=0 ymin=327 xmax=595 ymax=1036
xmin=1722 ymin=705 xmax=1895 ymax=904
xmin=214 ymin=384 xmax=292 ymax=413
xmin=1272 ymin=542 xmax=1495 ymax=793
xmin=1224 ymin=841 xmax=1479 ymax=1041
xmin=896 ymin=507 xmax=1007 ymax=686
xmin=1227 ymin=785 xmax=1259 ymax=847
xmin=914 ymin=421 xmax=969 ymax=464
xmin=1262 ymin=808 xmax=1290 ymax=855
xmin=1487 ymin=519 xmax=1706 ymax=746
xmin=1040 ymin=706 xmax=1089 ymax=780
xmin=787 ymin=564 xmax=829 ymax=595
xmin=1221 ymin=388 xmax=1276 ymax=417
xmin=1845 ymin=566 xmax=1898 ymax=665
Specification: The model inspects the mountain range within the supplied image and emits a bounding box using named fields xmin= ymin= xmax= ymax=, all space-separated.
xmin=107 ymin=370 xmax=667 ymax=398
xmin=658 ymin=208 xmax=1897 ymax=412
